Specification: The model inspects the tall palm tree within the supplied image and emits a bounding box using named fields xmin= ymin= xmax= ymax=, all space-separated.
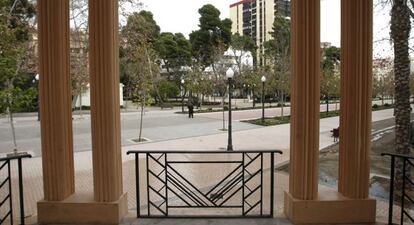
xmin=390 ymin=0 xmax=412 ymax=188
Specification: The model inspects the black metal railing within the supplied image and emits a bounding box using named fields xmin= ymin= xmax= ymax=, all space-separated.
xmin=0 ymin=153 xmax=31 ymax=225
xmin=382 ymin=153 xmax=414 ymax=225
xmin=127 ymin=150 xmax=282 ymax=218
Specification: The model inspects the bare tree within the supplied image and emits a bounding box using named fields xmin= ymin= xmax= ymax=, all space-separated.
xmin=210 ymin=42 xmax=233 ymax=131
xmin=69 ymin=0 xmax=143 ymax=115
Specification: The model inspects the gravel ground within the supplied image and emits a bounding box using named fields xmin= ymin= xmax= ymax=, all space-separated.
xmin=281 ymin=115 xmax=414 ymax=200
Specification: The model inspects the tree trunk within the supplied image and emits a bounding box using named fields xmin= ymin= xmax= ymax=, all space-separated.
xmin=326 ymin=95 xmax=329 ymax=114
xmin=252 ymin=88 xmax=256 ymax=108
xmin=79 ymin=91 xmax=83 ymax=118
xmin=6 ymin=80 xmax=18 ymax=152
xmin=138 ymin=94 xmax=145 ymax=142
xmin=7 ymin=107 xmax=18 ymax=152
xmin=181 ymin=88 xmax=186 ymax=113
xmin=145 ymin=47 xmax=163 ymax=106
xmin=391 ymin=0 xmax=411 ymax=189
xmin=281 ymin=91 xmax=285 ymax=118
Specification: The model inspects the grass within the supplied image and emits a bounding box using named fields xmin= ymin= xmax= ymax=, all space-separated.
xmin=247 ymin=116 xmax=291 ymax=126
xmin=194 ymin=104 xmax=288 ymax=114
xmin=244 ymin=103 xmax=396 ymax=127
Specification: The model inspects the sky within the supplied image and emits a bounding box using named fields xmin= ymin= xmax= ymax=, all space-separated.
xmin=138 ymin=0 xmax=393 ymax=58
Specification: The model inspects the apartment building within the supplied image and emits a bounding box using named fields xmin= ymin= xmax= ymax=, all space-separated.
xmin=230 ymin=0 xmax=290 ymax=65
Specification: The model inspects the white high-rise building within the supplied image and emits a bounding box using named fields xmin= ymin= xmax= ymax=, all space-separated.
xmin=230 ymin=0 xmax=290 ymax=65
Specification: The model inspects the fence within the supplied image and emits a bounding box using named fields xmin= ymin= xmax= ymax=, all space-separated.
xmin=382 ymin=153 xmax=414 ymax=225
xmin=127 ymin=150 xmax=282 ymax=218
xmin=0 ymin=153 xmax=31 ymax=225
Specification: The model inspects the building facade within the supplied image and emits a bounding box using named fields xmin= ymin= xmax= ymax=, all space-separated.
xmin=229 ymin=0 xmax=290 ymax=64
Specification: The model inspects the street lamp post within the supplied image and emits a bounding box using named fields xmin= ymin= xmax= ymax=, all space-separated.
xmin=261 ymin=76 xmax=266 ymax=124
xmin=243 ymin=84 xmax=246 ymax=102
xmin=181 ymin=79 xmax=185 ymax=113
xmin=226 ymin=68 xmax=234 ymax=151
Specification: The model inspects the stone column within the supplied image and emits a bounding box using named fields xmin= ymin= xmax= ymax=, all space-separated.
xmin=37 ymin=0 xmax=74 ymax=201
xmin=288 ymin=0 xmax=320 ymax=201
xmin=339 ymin=0 xmax=373 ymax=199
xmin=37 ymin=1 xmax=127 ymax=223
xmin=89 ymin=0 xmax=124 ymax=203
xmin=284 ymin=1 xmax=376 ymax=223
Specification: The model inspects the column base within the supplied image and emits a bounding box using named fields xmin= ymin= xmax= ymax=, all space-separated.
xmin=284 ymin=191 xmax=376 ymax=224
xmin=37 ymin=192 xmax=128 ymax=224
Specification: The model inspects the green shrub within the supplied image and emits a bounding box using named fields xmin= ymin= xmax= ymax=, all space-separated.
xmin=158 ymin=80 xmax=180 ymax=100
xmin=0 ymin=87 xmax=38 ymax=114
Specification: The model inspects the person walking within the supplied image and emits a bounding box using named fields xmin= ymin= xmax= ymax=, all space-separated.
xmin=187 ymin=99 xmax=194 ymax=118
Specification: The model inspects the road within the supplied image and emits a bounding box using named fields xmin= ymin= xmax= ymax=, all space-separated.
xmin=0 ymin=109 xmax=259 ymax=156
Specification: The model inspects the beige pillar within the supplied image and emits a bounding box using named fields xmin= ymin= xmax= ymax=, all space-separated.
xmin=89 ymin=0 xmax=124 ymax=203
xmin=38 ymin=1 xmax=127 ymax=224
xmin=339 ymin=0 xmax=373 ymax=199
xmin=288 ymin=0 xmax=320 ymax=201
xmin=37 ymin=0 xmax=74 ymax=202
xmin=284 ymin=0 xmax=376 ymax=223
xmin=284 ymin=0 xmax=322 ymax=221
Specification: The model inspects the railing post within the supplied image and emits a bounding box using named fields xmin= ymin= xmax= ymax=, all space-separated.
xmin=135 ymin=153 xmax=140 ymax=218
xmin=242 ymin=153 xmax=245 ymax=216
xmin=8 ymin=160 xmax=13 ymax=225
xmin=17 ymin=158 xmax=25 ymax=225
xmin=146 ymin=153 xmax=150 ymax=216
xmin=270 ymin=152 xmax=274 ymax=218
xmin=389 ymin=155 xmax=395 ymax=225
xmin=260 ymin=153 xmax=263 ymax=216
xmin=165 ymin=153 xmax=169 ymax=216
xmin=401 ymin=159 xmax=407 ymax=225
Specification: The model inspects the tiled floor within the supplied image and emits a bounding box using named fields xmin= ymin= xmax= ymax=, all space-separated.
xmin=121 ymin=216 xmax=295 ymax=225
xmin=12 ymin=153 xmax=397 ymax=225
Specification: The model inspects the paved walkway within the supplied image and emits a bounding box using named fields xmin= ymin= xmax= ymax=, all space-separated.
xmin=3 ymin=108 xmax=400 ymax=224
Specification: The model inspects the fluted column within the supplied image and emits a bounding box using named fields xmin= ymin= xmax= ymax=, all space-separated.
xmin=37 ymin=0 xmax=74 ymax=201
xmin=89 ymin=0 xmax=123 ymax=202
xmin=339 ymin=0 xmax=373 ymax=199
xmin=289 ymin=0 xmax=320 ymax=200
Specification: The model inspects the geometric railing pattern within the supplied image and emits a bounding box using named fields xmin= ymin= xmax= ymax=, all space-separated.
xmin=127 ymin=150 xmax=282 ymax=218
xmin=0 ymin=153 xmax=31 ymax=225
xmin=382 ymin=152 xmax=414 ymax=225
